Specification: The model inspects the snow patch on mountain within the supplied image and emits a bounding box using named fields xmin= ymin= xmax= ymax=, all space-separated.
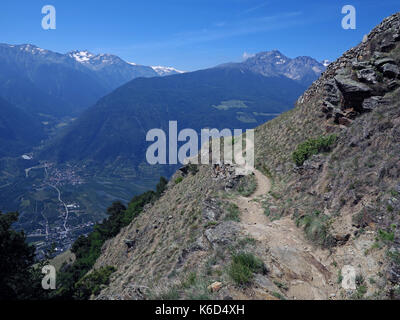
xmin=151 ymin=66 xmax=185 ymax=76
xmin=68 ymin=50 xmax=96 ymax=63
xmin=9 ymin=44 xmax=48 ymax=55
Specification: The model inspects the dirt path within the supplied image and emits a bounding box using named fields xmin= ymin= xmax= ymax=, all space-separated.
xmin=235 ymin=169 xmax=271 ymax=241
xmin=232 ymin=168 xmax=336 ymax=300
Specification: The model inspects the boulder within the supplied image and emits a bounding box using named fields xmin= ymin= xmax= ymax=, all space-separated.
xmin=333 ymin=108 xmax=345 ymax=122
xmin=191 ymin=235 xmax=209 ymax=251
xmin=321 ymin=100 xmax=335 ymax=114
xmin=335 ymin=75 xmax=372 ymax=94
xmin=338 ymin=117 xmax=353 ymax=126
xmin=124 ymin=239 xmax=135 ymax=249
xmin=303 ymin=155 xmax=324 ymax=170
xmin=208 ymin=281 xmax=223 ymax=292
xmin=334 ymin=75 xmax=372 ymax=110
xmin=344 ymin=108 xmax=358 ymax=119
xmin=352 ymin=61 xmax=371 ymax=70
xmin=380 ymin=38 xmax=396 ymax=52
xmin=323 ymin=80 xmax=341 ymax=105
xmin=356 ymin=68 xmax=377 ymax=83
xmin=389 ymin=261 xmax=400 ymax=284
xmin=383 ymin=63 xmax=400 ymax=78
xmin=203 ymin=207 xmax=217 ymax=221
xmin=374 ymin=57 xmax=396 ymax=67
xmin=204 ymin=221 xmax=240 ymax=247
xmin=373 ymin=52 xmax=386 ymax=60
xmin=321 ymin=105 xmax=331 ymax=114
xmin=388 ymin=80 xmax=400 ymax=91
xmin=202 ymin=198 xmax=222 ymax=221
xmin=333 ymin=233 xmax=350 ymax=245
xmin=178 ymin=165 xmax=189 ymax=175
xmin=362 ymin=96 xmax=381 ymax=111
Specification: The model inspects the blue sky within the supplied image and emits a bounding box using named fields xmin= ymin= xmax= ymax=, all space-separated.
xmin=1 ymin=0 xmax=399 ymax=70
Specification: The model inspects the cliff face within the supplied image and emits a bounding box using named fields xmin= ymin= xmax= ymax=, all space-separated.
xmin=93 ymin=13 xmax=400 ymax=300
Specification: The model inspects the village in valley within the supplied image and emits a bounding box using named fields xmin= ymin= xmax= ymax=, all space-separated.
xmin=21 ymin=158 xmax=95 ymax=258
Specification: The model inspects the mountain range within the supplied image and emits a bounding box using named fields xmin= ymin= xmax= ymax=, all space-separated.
xmin=0 ymin=44 xmax=182 ymax=118
xmin=41 ymin=50 xmax=326 ymax=168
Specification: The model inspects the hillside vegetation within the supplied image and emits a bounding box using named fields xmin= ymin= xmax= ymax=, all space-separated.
xmin=84 ymin=12 xmax=400 ymax=300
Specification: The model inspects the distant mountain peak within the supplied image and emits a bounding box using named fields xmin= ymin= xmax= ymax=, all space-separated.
xmin=1 ymin=43 xmax=49 ymax=55
xmin=253 ymin=50 xmax=288 ymax=63
xmin=237 ymin=50 xmax=326 ymax=84
xmin=151 ymin=66 xmax=185 ymax=76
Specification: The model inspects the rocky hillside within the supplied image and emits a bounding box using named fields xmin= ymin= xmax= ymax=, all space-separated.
xmin=90 ymin=12 xmax=400 ymax=300
xmin=253 ymin=11 xmax=400 ymax=298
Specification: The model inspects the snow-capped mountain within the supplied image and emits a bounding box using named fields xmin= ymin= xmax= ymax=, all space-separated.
xmin=0 ymin=43 xmax=189 ymax=117
xmin=0 ymin=43 xmax=107 ymax=116
xmin=151 ymin=66 xmax=185 ymax=76
xmin=66 ymin=50 xmax=159 ymax=88
xmin=68 ymin=50 xmax=135 ymax=68
xmin=68 ymin=50 xmax=184 ymax=77
xmin=0 ymin=43 xmax=325 ymax=119
xmin=0 ymin=44 xmax=160 ymax=116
